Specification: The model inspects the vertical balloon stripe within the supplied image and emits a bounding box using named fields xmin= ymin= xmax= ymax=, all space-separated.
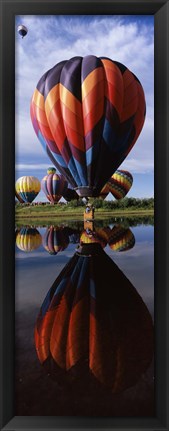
xmin=44 ymin=63 xmax=82 ymax=184
xmin=66 ymin=297 xmax=89 ymax=370
xmin=66 ymin=257 xmax=90 ymax=368
xmin=101 ymin=58 xmax=124 ymax=119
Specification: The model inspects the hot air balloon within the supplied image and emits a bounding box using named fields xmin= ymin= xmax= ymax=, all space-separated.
xmin=106 ymin=170 xmax=133 ymax=199
xmin=42 ymin=226 xmax=69 ymax=255
xmin=30 ymin=55 xmax=146 ymax=198
xmin=15 ymin=176 xmax=41 ymax=203
xmin=16 ymin=227 xmax=42 ymax=252
xmin=41 ymin=169 xmax=68 ymax=203
xmin=17 ymin=24 xmax=28 ymax=38
xmin=108 ymin=225 xmax=135 ymax=252
xmin=35 ymin=243 xmax=153 ymax=392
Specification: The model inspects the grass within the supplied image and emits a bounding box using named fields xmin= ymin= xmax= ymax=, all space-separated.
xmin=15 ymin=203 xmax=154 ymax=227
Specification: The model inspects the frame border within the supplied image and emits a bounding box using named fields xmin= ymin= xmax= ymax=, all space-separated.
xmin=0 ymin=0 xmax=169 ymax=430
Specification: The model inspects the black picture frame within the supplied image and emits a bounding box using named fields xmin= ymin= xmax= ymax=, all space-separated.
xmin=0 ymin=0 xmax=169 ymax=430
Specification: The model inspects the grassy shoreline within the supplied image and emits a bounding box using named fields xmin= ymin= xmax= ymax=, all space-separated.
xmin=15 ymin=205 xmax=154 ymax=226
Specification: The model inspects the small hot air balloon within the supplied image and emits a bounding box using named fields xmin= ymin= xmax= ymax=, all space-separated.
xmin=17 ymin=24 xmax=28 ymax=38
xmin=41 ymin=169 xmax=68 ymax=203
xmin=106 ymin=170 xmax=133 ymax=199
xmin=16 ymin=228 xmax=42 ymax=252
xmin=35 ymin=243 xmax=153 ymax=392
xmin=15 ymin=176 xmax=41 ymax=203
xmin=30 ymin=55 xmax=146 ymax=198
xmin=42 ymin=226 xmax=69 ymax=255
xmin=108 ymin=224 xmax=135 ymax=252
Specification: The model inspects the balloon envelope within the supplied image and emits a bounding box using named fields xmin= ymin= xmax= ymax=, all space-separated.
xmin=41 ymin=171 xmax=67 ymax=203
xmin=107 ymin=170 xmax=133 ymax=199
xmin=35 ymin=243 xmax=153 ymax=392
xmin=17 ymin=24 xmax=28 ymax=38
xmin=31 ymin=55 xmax=146 ymax=197
xmin=15 ymin=176 xmax=40 ymax=203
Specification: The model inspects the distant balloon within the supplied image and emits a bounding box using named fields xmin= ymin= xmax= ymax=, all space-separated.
xmin=17 ymin=24 xmax=28 ymax=38
xmin=16 ymin=228 xmax=42 ymax=252
xmin=15 ymin=176 xmax=40 ymax=203
xmin=41 ymin=170 xmax=68 ymax=203
xmin=106 ymin=170 xmax=133 ymax=199
xmin=30 ymin=55 xmax=146 ymax=198
xmin=35 ymin=243 xmax=153 ymax=392
xmin=108 ymin=225 xmax=135 ymax=251
xmin=42 ymin=226 xmax=69 ymax=255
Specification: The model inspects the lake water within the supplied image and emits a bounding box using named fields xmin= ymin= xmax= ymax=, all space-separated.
xmin=15 ymin=217 xmax=154 ymax=417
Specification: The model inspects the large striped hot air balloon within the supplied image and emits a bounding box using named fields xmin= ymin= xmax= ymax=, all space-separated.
xmin=16 ymin=227 xmax=42 ymax=252
xmin=30 ymin=56 xmax=146 ymax=198
xmin=15 ymin=176 xmax=41 ymax=203
xmin=35 ymin=243 xmax=153 ymax=392
xmin=41 ymin=168 xmax=68 ymax=203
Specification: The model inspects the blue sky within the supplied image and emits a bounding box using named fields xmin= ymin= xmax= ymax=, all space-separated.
xmin=15 ymin=15 xmax=154 ymax=200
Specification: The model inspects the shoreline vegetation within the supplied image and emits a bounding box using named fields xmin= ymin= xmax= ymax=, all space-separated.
xmin=15 ymin=197 xmax=154 ymax=225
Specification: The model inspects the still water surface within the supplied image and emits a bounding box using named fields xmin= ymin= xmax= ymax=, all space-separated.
xmin=15 ymin=217 xmax=154 ymax=416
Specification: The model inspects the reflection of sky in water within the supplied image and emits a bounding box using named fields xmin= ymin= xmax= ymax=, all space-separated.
xmin=15 ymin=225 xmax=154 ymax=317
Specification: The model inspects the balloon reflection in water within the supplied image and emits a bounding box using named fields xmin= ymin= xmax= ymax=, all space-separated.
xmin=108 ymin=225 xmax=135 ymax=252
xmin=80 ymin=227 xmax=110 ymax=248
xmin=35 ymin=243 xmax=153 ymax=392
xmin=43 ymin=226 xmax=69 ymax=255
xmin=16 ymin=228 xmax=42 ymax=252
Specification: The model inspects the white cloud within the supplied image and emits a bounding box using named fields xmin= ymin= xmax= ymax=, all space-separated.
xmin=15 ymin=163 xmax=50 ymax=170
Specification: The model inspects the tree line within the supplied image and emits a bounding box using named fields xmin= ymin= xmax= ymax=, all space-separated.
xmin=66 ymin=197 xmax=154 ymax=209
